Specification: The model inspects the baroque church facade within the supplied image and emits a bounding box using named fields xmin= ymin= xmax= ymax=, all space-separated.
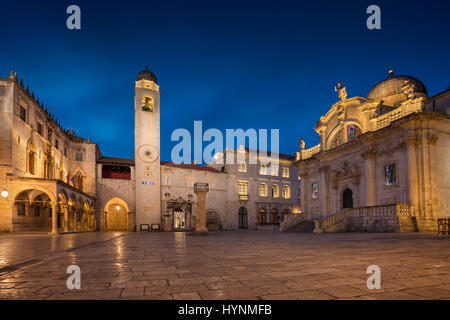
xmin=0 ymin=67 xmax=448 ymax=234
xmin=290 ymin=71 xmax=450 ymax=233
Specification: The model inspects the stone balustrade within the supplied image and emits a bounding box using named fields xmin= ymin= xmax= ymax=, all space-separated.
xmin=314 ymin=204 xmax=413 ymax=233
xmin=301 ymin=144 xmax=321 ymax=160
xmin=372 ymin=97 xmax=424 ymax=130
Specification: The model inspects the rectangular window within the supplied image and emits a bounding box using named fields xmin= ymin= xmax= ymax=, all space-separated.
xmin=259 ymin=164 xmax=267 ymax=175
xmin=282 ymin=167 xmax=290 ymax=178
xmin=55 ymin=139 xmax=59 ymax=149
xmin=34 ymin=206 xmax=40 ymax=217
xmin=238 ymin=182 xmax=248 ymax=195
xmin=37 ymin=122 xmax=42 ymax=135
xmin=312 ymin=183 xmax=318 ymax=199
xmin=238 ymin=161 xmax=247 ymax=173
xmin=271 ymin=165 xmax=279 ymax=176
xmin=17 ymin=203 xmax=25 ymax=216
xmin=102 ymin=165 xmax=131 ymax=180
xmin=19 ymin=106 xmax=27 ymax=122
xmin=75 ymin=152 xmax=83 ymax=161
xmin=384 ymin=163 xmax=397 ymax=186
xmin=47 ymin=128 xmax=53 ymax=142
xmin=64 ymin=147 xmax=67 ymax=157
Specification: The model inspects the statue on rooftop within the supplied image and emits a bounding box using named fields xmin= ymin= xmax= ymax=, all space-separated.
xmin=335 ymin=82 xmax=348 ymax=100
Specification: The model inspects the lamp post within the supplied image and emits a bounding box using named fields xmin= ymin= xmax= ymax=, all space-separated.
xmin=1 ymin=190 xmax=8 ymax=198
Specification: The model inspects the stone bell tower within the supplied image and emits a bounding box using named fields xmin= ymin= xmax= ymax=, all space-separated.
xmin=134 ymin=66 xmax=161 ymax=230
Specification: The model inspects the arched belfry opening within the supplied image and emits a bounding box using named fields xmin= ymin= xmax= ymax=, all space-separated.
xmin=342 ymin=188 xmax=353 ymax=209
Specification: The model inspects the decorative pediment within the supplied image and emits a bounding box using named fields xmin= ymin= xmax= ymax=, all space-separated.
xmin=329 ymin=160 xmax=361 ymax=189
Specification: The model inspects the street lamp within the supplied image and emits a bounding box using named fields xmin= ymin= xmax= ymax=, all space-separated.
xmin=1 ymin=190 xmax=8 ymax=198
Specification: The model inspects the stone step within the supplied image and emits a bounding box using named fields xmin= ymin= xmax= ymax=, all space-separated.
xmin=285 ymin=220 xmax=315 ymax=233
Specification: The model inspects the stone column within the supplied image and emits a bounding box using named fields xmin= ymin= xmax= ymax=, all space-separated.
xmin=64 ymin=205 xmax=69 ymax=232
xmin=319 ymin=166 xmax=329 ymax=218
xmin=406 ymin=136 xmax=419 ymax=216
xmin=73 ymin=209 xmax=78 ymax=232
xmin=194 ymin=183 xmax=209 ymax=233
xmin=50 ymin=202 xmax=58 ymax=234
xmin=363 ymin=150 xmax=376 ymax=207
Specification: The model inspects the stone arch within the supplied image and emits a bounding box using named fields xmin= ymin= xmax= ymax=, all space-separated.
xmin=12 ymin=187 xmax=55 ymax=232
xmin=12 ymin=185 xmax=56 ymax=205
xmin=342 ymin=188 xmax=354 ymax=209
xmin=270 ymin=207 xmax=279 ymax=224
xmin=327 ymin=125 xmax=345 ymax=149
xmin=258 ymin=207 xmax=267 ymax=224
xmin=104 ymin=197 xmax=130 ymax=231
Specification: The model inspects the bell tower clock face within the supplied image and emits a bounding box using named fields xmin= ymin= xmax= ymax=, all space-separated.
xmin=137 ymin=144 xmax=159 ymax=163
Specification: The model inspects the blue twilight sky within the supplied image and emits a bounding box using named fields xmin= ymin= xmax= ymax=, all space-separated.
xmin=0 ymin=0 xmax=449 ymax=162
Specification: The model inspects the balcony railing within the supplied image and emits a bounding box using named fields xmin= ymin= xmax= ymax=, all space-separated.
xmin=194 ymin=183 xmax=209 ymax=192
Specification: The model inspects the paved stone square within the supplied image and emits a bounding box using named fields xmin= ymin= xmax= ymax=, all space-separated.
xmin=0 ymin=231 xmax=449 ymax=300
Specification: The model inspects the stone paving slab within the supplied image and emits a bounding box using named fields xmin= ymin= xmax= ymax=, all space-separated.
xmin=0 ymin=231 xmax=449 ymax=300
xmin=0 ymin=232 xmax=125 ymax=272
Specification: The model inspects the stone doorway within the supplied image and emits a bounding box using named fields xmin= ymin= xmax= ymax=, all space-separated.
xmin=104 ymin=198 xmax=130 ymax=231
xmin=343 ymin=188 xmax=353 ymax=209
xmin=238 ymin=207 xmax=248 ymax=229
xmin=174 ymin=207 xmax=186 ymax=230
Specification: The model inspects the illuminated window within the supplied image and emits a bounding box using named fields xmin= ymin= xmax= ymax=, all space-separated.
xmin=347 ymin=124 xmax=362 ymax=141
xmin=282 ymin=185 xmax=291 ymax=199
xmin=282 ymin=167 xmax=290 ymax=178
xmin=258 ymin=183 xmax=268 ymax=197
xmin=270 ymin=208 xmax=279 ymax=224
xmin=238 ymin=161 xmax=247 ymax=173
xmin=271 ymin=164 xmax=278 ymax=176
xmin=259 ymin=163 xmax=268 ymax=175
xmin=258 ymin=208 xmax=266 ymax=224
xmin=238 ymin=182 xmax=248 ymax=195
xmin=312 ymin=183 xmax=318 ymax=199
xmin=271 ymin=184 xmax=279 ymax=198
xmin=384 ymin=164 xmax=397 ymax=186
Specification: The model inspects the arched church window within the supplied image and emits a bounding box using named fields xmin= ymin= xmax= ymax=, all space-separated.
xmin=347 ymin=124 xmax=362 ymax=141
xmin=330 ymin=128 xmax=344 ymax=148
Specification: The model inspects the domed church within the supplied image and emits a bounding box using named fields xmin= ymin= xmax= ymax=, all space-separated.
xmin=292 ymin=69 xmax=450 ymax=232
